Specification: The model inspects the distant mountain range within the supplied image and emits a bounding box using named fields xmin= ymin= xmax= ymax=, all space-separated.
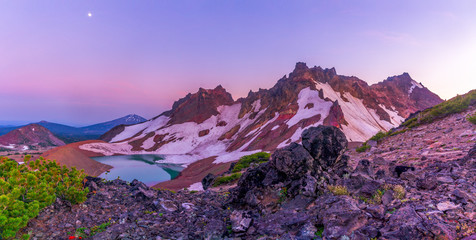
xmin=0 ymin=114 xmax=146 ymax=144
xmin=80 ymin=62 xmax=443 ymax=164
xmin=0 ymin=124 xmax=65 ymax=150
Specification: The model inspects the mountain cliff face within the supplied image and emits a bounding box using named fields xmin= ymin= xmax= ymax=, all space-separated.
xmin=0 ymin=124 xmax=65 ymax=149
xmin=81 ymin=63 xmax=442 ymax=163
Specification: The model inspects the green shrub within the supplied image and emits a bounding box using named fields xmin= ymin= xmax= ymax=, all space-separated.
xmin=315 ymin=225 xmax=324 ymax=237
xmin=212 ymin=173 xmax=242 ymax=187
xmin=232 ymin=152 xmax=270 ymax=173
xmin=356 ymin=143 xmax=371 ymax=153
xmin=0 ymin=156 xmax=88 ymax=239
xmin=388 ymin=129 xmax=407 ymax=136
xmin=369 ymin=131 xmax=387 ymax=142
xmin=467 ymin=112 xmax=476 ymax=124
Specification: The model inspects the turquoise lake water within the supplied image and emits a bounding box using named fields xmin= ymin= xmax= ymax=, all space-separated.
xmin=92 ymin=154 xmax=184 ymax=186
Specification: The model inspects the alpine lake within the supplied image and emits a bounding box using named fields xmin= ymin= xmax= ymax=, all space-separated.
xmin=92 ymin=154 xmax=184 ymax=186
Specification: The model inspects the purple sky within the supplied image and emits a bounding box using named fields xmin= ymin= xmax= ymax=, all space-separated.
xmin=1 ymin=1 xmax=475 ymax=126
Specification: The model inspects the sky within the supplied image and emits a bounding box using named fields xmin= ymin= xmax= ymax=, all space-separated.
xmin=1 ymin=0 xmax=475 ymax=126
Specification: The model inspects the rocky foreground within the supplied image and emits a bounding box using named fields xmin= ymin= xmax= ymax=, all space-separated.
xmin=23 ymin=122 xmax=475 ymax=239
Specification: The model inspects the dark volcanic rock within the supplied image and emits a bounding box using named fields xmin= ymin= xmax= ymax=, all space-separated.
xmin=301 ymin=125 xmax=348 ymax=170
xmin=394 ymin=165 xmax=415 ymax=177
xmin=270 ymin=142 xmax=314 ymax=179
xmin=201 ymin=173 xmax=216 ymax=190
xmin=317 ymin=196 xmax=368 ymax=239
xmin=416 ymin=176 xmax=438 ymax=190
xmin=230 ymin=126 xmax=350 ymax=207
xmin=23 ymin=178 xmax=231 ymax=240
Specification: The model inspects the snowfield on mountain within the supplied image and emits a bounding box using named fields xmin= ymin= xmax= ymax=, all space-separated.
xmin=80 ymin=63 xmax=442 ymax=165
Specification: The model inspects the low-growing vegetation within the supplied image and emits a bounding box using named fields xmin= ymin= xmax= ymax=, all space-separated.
xmin=403 ymin=89 xmax=476 ymax=128
xmin=278 ymin=187 xmax=287 ymax=203
xmin=356 ymin=143 xmax=371 ymax=153
xmin=212 ymin=173 xmax=242 ymax=187
xmin=369 ymin=131 xmax=387 ymax=142
xmin=467 ymin=112 xmax=476 ymax=125
xmin=0 ymin=156 xmax=89 ymax=239
xmin=232 ymin=152 xmax=270 ymax=173
xmin=327 ymin=184 xmax=349 ymax=195
xmin=357 ymin=90 xmax=475 ymax=150
xmin=75 ymin=221 xmax=112 ymax=238
xmin=392 ymin=184 xmax=406 ymax=199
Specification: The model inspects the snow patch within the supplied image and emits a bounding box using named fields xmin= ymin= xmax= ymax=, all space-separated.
xmin=141 ymin=136 xmax=157 ymax=150
xmin=111 ymin=116 xmax=169 ymax=143
xmin=82 ymin=102 xmax=269 ymax=165
xmin=315 ymin=82 xmax=400 ymax=142
xmin=408 ymin=80 xmax=423 ymax=95
xmin=271 ymin=125 xmax=279 ymax=131
xmin=379 ymin=104 xmax=405 ymax=126
xmin=188 ymin=182 xmax=204 ymax=191
xmin=286 ymin=87 xmax=333 ymax=127
xmin=252 ymin=99 xmax=261 ymax=112
xmin=79 ymin=142 xmax=133 ymax=156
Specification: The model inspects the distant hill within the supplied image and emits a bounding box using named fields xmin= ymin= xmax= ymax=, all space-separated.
xmin=0 ymin=114 xmax=146 ymax=144
xmin=80 ymin=114 xmax=146 ymax=134
xmin=0 ymin=124 xmax=65 ymax=150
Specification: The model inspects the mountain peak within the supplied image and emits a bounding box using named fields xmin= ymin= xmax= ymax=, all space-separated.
xmin=293 ymin=62 xmax=309 ymax=71
xmin=162 ymin=86 xmax=235 ymax=125
xmin=0 ymin=123 xmax=65 ymax=147
xmin=385 ymin=72 xmax=414 ymax=83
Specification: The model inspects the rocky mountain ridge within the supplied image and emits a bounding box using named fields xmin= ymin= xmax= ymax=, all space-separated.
xmin=81 ymin=63 xmax=442 ymax=167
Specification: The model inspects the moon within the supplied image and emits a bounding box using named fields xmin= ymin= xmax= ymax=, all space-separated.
xmin=88 ymin=12 xmax=92 ymax=18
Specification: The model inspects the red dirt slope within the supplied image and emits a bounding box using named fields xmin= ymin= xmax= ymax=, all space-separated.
xmin=41 ymin=140 xmax=112 ymax=176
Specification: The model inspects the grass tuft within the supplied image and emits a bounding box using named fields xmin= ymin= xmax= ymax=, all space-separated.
xmin=327 ymin=184 xmax=349 ymax=195
xmin=356 ymin=143 xmax=371 ymax=153
xmin=232 ymin=152 xmax=270 ymax=173
xmin=212 ymin=173 xmax=242 ymax=187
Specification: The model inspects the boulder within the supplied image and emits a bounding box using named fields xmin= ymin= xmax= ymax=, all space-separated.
xmin=394 ymin=165 xmax=415 ymax=177
xmin=436 ymin=201 xmax=459 ymax=211
xmin=353 ymin=159 xmax=373 ymax=177
xmin=270 ymin=142 xmax=314 ymax=179
xmin=416 ymin=176 xmax=438 ymax=190
xmin=230 ymin=210 xmax=253 ymax=232
xmin=302 ymin=125 xmax=348 ymax=170
xmin=380 ymin=205 xmax=429 ymax=239
xmin=230 ymin=126 xmax=351 ymax=207
xmin=318 ymin=196 xmax=368 ymax=239
xmin=201 ymin=173 xmax=216 ymax=190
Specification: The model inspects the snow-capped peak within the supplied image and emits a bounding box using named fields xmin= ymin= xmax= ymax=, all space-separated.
xmin=81 ymin=63 xmax=442 ymax=167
